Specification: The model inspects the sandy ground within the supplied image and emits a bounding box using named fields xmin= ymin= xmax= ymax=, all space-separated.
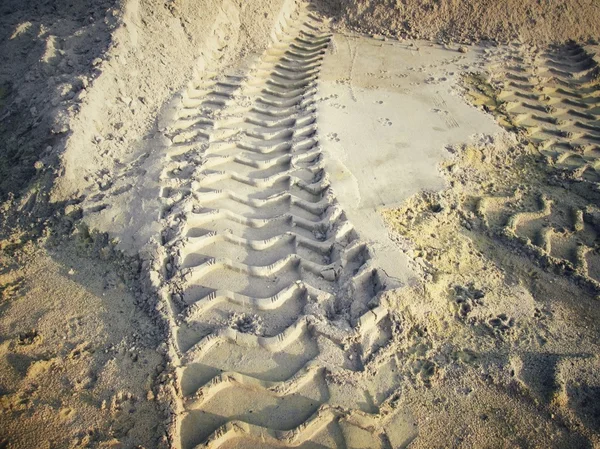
xmin=0 ymin=236 xmax=167 ymax=448
xmin=0 ymin=0 xmax=297 ymax=447
xmin=319 ymin=0 xmax=600 ymax=44
xmin=380 ymin=135 xmax=600 ymax=447
xmin=1 ymin=0 xmax=600 ymax=448
xmin=317 ymin=34 xmax=501 ymax=283
xmin=316 ymin=33 xmax=600 ymax=448
xmin=0 ymin=0 xmax=118 ymax=200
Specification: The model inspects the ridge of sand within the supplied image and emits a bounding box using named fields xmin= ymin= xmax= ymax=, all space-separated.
xmin=64 ymin=0 xmax=303 ymax=255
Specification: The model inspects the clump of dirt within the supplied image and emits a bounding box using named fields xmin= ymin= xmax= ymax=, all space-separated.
xmin=318 ymin=0 xmax=600 ymax=44
xmin=227 ymin=313 xmax=264 ymax=335
xmin=462 ymin=73 xmax=519 ymax=132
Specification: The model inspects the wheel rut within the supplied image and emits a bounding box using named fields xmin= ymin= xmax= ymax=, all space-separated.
xmin=475 ymin=43 xmax=600 ymax=185
xmin=466 ymin=43 xmax=600 ymax=293
xmin=157 ymin=6 xmax=403 ymax=449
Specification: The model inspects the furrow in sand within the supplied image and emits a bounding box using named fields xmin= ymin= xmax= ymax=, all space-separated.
xmin=183 ymin=305 xmax=390 ymax=408
xmin=181 ymin=281 xmax=335 ymax=322
xmin=496 ymin=43 xmax=600 ymax=182
xmin=178 ymin=304 xmax=393 ymax=448
xmin=182 ymin=200 xmax=340 ymax=226
xmin=173 ymin=223 xmax=353 ymax=260
xmin=196 ymin=148 xmax=322 ymax=175
xmin=157 ymin=5 xmax=401 ymax=448
xmin=191 ymin=166 xmax=325 ymax=190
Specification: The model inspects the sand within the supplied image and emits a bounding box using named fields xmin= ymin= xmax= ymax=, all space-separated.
xmin=0 ymin=237 xmax=166 ymax=448
xmin=317 ymin=33 xmax=501 ymax=283
xmin=1 ymin=0 xmax=600 ymax=448
xmin=319 ymin=0 xmax=600 ymax=45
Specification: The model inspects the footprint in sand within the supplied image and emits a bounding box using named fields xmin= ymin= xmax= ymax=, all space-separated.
xmin=327 ymin=132 xmax=341 ymax=142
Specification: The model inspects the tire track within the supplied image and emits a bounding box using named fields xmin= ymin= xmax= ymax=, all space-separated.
xmin=477 ymin=43 xmax=600 ymax=185
xmin=476 ymin=191 xmax=600 ymax=291
xmin=465 ymin=44 xmax=600 ymax=294
xmin=156 ymin=5 xmax=404 ymax=448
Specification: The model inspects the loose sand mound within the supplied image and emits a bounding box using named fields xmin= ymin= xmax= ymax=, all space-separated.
xmin=55 ymin=0 xmax=295 ymax=204
xmin=319 ymin=0 xmax=600 ymax=44
xmin=0 ymin=0 xmax=295 ymax=219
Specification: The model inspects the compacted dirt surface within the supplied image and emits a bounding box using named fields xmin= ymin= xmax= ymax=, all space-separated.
xmin=2 ymin=1 xmax=600 ymax=448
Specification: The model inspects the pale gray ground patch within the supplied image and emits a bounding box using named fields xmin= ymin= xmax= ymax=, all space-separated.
xmin=318 ymin=34 xmax=503 ymax=282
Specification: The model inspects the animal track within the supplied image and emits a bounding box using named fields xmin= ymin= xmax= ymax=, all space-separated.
xmin=0 ymin=277 xmax=24 ymax=301
xmin=450 ymin=284 xmax=485 ymax=319
xmin=17 ymin=330 xmax=41 ymax=346
xmin=155 ymin=6 xmax=404 ymax=448
xmin=326 ymin=131 xmax=340 ymax=141
xmin=413 ymin=359 xmax=436 ymax=387
xmin=487 ymin=313 xmax=514 ymax=334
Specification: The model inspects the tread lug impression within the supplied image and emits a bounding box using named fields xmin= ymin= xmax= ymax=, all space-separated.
xmin=158 ymin=5 xmax=403 ymax=448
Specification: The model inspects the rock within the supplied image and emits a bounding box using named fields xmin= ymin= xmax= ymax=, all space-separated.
xmin=51 ymin=111 xmax=71 ymax=134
